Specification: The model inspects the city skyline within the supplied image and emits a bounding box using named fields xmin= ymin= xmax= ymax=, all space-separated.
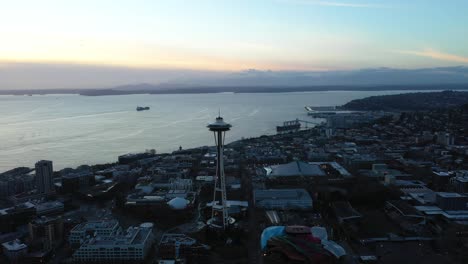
xmin=1 ymin=2 xmax=468 ymax=263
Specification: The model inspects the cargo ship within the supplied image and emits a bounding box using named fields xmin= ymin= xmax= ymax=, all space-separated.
xmin=136 ymin=106 xmax=150 ymax=111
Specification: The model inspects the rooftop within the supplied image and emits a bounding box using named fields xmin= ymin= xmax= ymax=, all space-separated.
xmin=35 ymin=200 xmax=63 ymax=210
xmin=71 ymin=220 xmax=120 ymax=232
xmin=31 ymin=215 xmax=61 ymax=225
xmin=266 ymin=161 xmax=326 ymax=177
xmin=437 ymin=192 xmax=466 ymax=198
xmin=387 ymin=200 xmax=424 ymax=217
xmin=332 ymin=201 xmax=362 ymax=220
xmin=0 ymin=202 xmax=35 ymax=216
xmin=310 ymin=161 xmax=352 ymax=178
xmin=160 ymin=233 xmax=197 ymax=246
xmin=82 ymin=225 xmax=152 ymax=247
xmin=62 ymin=171 xmax=92 ymax=179
xmin=453 ymin=176 xmax=468 ymax=183
xmin=254 ymin=188 xmax=312 ymax=200
xmin=2 ymin=239 xmax=27 ymax=251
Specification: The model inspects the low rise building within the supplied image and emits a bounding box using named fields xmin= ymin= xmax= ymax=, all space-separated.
xmin=0 ymin=173 xmax=35 ymax=198
xmin=436 ymin=192 xmax=468 ymax=211
xmin=2 ymin=239 xmax=28 ymax=263
xmin=69 ymin=220 xmax=121 ymax=247
xmin=309 ymin=161 xmax=353 ymax=178
xmin=450 ymin=175 xmax=468 ymax=194
xmin=72 ymin=223 xmax=154 ymax=263
xmin=158 ymin=233 xmax=210 ymax=263
xmin=385 ymin=200 xmax=426 ymax=233
xmin=262 ymin=161 xmax=326 ymax=178
xmin=34 ymin=201 xmax=64 ymax=216
xmin=0 ymin=202 xmax=36 ymax=233
xmin=61 ymin=171 xmax=95 ymax=193
xmin=118 ymin=152 xmax=155 ymax=164
xmin=254 ymin=189 xmax=313 ymax=210
xmin=332 ymin=201 xmax=362 ymax=224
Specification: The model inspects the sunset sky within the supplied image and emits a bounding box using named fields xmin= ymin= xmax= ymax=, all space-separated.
xmin=1 ymin=0 xmax=468 ymax=88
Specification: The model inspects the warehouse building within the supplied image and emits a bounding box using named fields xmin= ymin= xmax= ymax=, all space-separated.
xmin=254 ymin=189 xmax=313 ymax=210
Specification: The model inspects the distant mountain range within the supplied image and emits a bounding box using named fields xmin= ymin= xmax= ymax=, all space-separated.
xmin=1 ymin=66 xmax=468 ymax=95
xmin=109 ymin=66 xmax=468 ymax=91
xmin=75 ymin=84 xmax=468 ymax=96
xmin=188 ymin=67 xmax=468 ymax=87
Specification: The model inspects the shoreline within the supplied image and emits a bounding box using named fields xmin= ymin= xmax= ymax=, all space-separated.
xmin=1 ymin=89 xmax=467 ymax=172
xmin=1 ymin=83 xmax=468 ymax=96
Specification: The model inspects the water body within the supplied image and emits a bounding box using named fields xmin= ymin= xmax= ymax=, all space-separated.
xmin=0 ymin=90 xmax=439 ymax=171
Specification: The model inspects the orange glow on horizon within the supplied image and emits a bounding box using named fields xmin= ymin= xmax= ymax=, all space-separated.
xmin=0 ymin=57 xmax=335 ymax=72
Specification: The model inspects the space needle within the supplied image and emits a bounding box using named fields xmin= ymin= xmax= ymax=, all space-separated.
xmin=207 ymin=114 xmax=233 ymax=230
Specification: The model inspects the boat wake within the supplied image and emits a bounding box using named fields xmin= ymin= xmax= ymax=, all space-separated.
xmin=0 ymin=110 xmax=130 ymax=126
xmin=103 ymin=129 xmax=145 ymax=141
xmin=248 ymin=108 xmax=259 ymax=117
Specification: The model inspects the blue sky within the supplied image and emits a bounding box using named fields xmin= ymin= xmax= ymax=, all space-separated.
xmin=0 ymin=0 xmax=468 ymax=88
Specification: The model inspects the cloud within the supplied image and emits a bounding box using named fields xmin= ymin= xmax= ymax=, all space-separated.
xmin=279 ymin=0 xmax=386 ymax=8
xmin=396 ymin=48 xmax=468 ymax=64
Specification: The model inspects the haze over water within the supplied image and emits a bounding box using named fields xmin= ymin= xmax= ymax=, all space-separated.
xmin=0 ymin=90 xmax=441 ymax=171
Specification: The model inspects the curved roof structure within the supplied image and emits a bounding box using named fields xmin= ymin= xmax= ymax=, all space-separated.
xmin=167 ymin=197 xmax=189 ymax=210
xmin=265 ymin=161 xmax=326 ymax=177
xmin=261 ymin=225 xmax=347 ymax=260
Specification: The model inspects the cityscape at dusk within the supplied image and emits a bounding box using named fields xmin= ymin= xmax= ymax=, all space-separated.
xmin=1 ymin=1 xmax=468 ymax=264
xmin=1 ymin=1 xmax=468 ymax=89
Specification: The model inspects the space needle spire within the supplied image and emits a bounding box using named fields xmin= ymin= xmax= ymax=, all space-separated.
xmin=207 ymin=114 xmax=232 ymax=229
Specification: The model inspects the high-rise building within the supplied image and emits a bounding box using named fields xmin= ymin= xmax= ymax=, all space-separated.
xmin=29 ymin=216 xmax=63 ymax=250
xmin=0 ymin=179 xmax=16 ymax=198
xmin=35 ymin=160 xmax=54 ymax=194
xmin=0 ymin=171 xmax=35 ymax=198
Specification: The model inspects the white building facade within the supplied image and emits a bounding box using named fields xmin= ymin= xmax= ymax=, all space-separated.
xmin=72 ymin=223 xmax=154 ymax=262
xmin=69 ymin=220 xmax=121 ymax=247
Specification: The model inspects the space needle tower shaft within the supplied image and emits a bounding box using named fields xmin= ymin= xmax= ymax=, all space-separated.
xmin=207 ymin=115 xmax=231 ymax=229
